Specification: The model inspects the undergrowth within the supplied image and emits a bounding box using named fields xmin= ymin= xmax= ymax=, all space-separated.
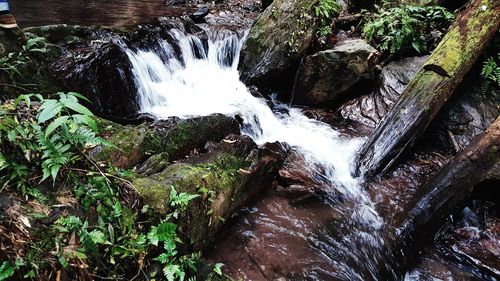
xmin=314 ymin=0 xmax=341 ymax=37
xmin=362 ymin=5 xmax=453 ymax=54
xmin=0 ymin=94 xmax=222 ymax=280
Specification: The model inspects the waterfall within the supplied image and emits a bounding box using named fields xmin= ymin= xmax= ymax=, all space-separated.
xmin=123 ymin=27 xmax=396 ymax=280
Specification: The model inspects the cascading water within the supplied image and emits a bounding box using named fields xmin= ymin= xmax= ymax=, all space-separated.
xmin=123 ymin=26 xmax=397 ymax=280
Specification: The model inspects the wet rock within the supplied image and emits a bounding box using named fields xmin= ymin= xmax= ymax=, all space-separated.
xmin=292 ymin=39 xmax=378 ymax=108
xmin=340 ymin=55 xmax=427 ymax=128
xmin=409 ymin=201 xmax=500 ymax=280
xmin=133 ymin=136 xmax=286 ymax=250
xmin=90 ymin=114 xmax=240 ymax=169
xmin=239 ymin=0 xmax=318 ymax=91
xmin=190 ymin=6 xmax=210 ymax=23
xmin=50 ymin=43 xmax=139 ymax=117
xmin=277 ymin=150 xmax=327 ymax=194
xmin=431 ymin=64 xmax=500 ymax=153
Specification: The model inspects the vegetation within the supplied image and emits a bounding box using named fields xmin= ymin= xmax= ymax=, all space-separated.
xmin=314 ymin=0 xmax=341 ymax=37
xmin=0 ymin=94 xmax=221 ymax=280
xmin=0 ymin=35 xmax=59 ymax=98
xmin=480 ymin=53 xmax=500 ymax=94
xmin=362 ymin=5 xmax=454 ymax=54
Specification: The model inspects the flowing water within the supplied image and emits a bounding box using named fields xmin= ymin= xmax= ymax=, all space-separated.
xmin=120 ymin=27 xmax=399 ymax=280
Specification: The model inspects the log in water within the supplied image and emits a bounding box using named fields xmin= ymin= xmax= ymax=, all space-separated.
xmin=397 ymin=117 xmax=500 ymax=271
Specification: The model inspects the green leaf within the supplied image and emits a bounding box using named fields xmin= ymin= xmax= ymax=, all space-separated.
xmin=156 ymin=222 xmax=177 ymax=242
xmin=45 ymin=116 xmax=70 ymax=137
xmin=88 ymin=230 xmax=107 ymax=244
xmin=0 ymin=261 xmax=15 ymax=281
xmin=72 ymin=114 xmax=98 ymax=132
xmin=213 ymin=263 xmax=224 ymax=276
xmin=38 ymin=101 xmax=62 ymax=123
xmin=61 ymin=99 xmax=93 ymax=116
xmin=163 ymin=264 xmax=182 ymax=281
xmin=68 ymin=92 xmax=91 ymax=103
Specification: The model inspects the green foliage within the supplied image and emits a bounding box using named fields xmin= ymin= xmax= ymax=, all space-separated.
xmin=0 ymin=261 xmax=15 ymax=281
xmin=0 ymin=92 xmax=105 ymax=191
xmin=146 ymin=189 xmax=202 ymax=281
xmin=314 ymin=0 xmax=341 ymax=37
xmin=1 ymin=92 xmax=219 ymax=280
xmin=169 ymin=185 xmax=200 ymax=219
xmin=480 ymin=53 xmax=500 ymax=94
xmin=362 ymin=5 xmax=453 ymax=54
xmin=0 ymin=36 xmax=58 ymax=97
xmin=0 ymin=37 xmax=48 ymax=79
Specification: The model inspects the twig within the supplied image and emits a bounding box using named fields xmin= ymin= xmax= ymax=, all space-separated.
xmin=447 ymin=130 xmax=461 ymax=153
xmin=80 ymin=152 xmax=111 ymax=185
xmin=334 ymin=13 xmax=362 ymax=24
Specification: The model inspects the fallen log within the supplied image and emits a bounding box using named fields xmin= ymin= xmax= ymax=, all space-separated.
xmin=354 ymin=0 xmax=500 ymax=178
xmin=395 ymin=116 xmax=500 ymax=269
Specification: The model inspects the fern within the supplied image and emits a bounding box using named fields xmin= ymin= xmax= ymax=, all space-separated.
xmin=480 ymin=54 xmax=500 ymax=94
xmin=362 ymin=5 xmax=453 ymax=54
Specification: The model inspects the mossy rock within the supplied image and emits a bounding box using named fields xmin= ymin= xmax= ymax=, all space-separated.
xmin=239 ymin=0 xmax=319 ymax=90
xmin=133 ymin=137 xmax=286 ymax=250
xmin=90 ymin=114 xmax=240 ymax=169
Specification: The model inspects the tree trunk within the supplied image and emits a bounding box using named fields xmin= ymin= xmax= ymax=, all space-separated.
xmin=354 ymin=0 xmax=500 ymax=178
xmin=395 ymin=116 xmax=500 ymax=262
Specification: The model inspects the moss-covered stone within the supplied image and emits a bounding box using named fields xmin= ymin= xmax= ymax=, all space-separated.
xmin=239 ymin=0 xmax=319 ymax=90
xmin=132 ymin=137 xmax=286 ymax=250
xmin=90 ymin=114 xmax=240 ymax=169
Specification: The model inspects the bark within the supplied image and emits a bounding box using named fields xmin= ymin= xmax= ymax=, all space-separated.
xmin=354 ymin=0 xmax=500 ymax=178
xmin=395 ymin=116 xmax=500 ymax=261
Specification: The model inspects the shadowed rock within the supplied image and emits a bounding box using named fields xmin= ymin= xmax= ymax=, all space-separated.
xmin=291 ymin=39 xmax=378 ymax=108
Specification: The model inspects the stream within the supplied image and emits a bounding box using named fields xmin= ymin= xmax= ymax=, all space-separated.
xmin=10 ymin=2 xmax=498 ymax=280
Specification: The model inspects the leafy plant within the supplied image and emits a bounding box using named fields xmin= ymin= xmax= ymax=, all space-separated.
xmin=169 ymin=185 xmax=200 ymax=219
xmin=480 ymin=53 xmax=500 ymax=94
xmin=0 ymin=261 xmax=15 ymax=281
xmin=314 ymin=0 xmax=341 ymax=37
xmin=1 ymin=92 xmax=220 ymax=280
xmin=0 ymin=92 xmax=105 ymax=190
xmin=362 ymin=5 xmax=453 ymax=54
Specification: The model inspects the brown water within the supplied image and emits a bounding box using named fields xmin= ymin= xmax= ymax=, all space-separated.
xmin=10 ymin=0 xmax=188 ymax=27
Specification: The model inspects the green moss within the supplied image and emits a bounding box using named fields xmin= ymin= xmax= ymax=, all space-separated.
xmin=133 ymin=154 xmax=248 ymax=216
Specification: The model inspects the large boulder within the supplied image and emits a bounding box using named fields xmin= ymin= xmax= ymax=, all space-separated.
xmin=239 ymin=0 xmax=318 ymax=90
xmin=291 ymin=39 xmax=378 ymax=108
xmin=133 ymin=135 xmax=287 ymax=250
